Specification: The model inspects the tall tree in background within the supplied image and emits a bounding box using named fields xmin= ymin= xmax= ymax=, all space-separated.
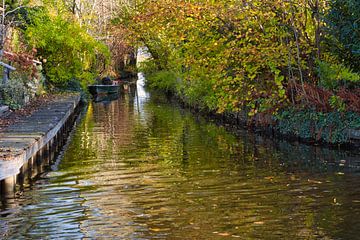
xmin=62 ymin=0 xmax=139 ymax=78
xmin=326 ymin=0 xmax=360 ymax=72
xmin=0 ymin=0 xmax=29 ymax=56
xmin=119 ymin=0 xmax=326 ymax=113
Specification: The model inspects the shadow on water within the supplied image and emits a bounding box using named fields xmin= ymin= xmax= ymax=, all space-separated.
xmin=0 ymin=73 xmax=360 ymax=239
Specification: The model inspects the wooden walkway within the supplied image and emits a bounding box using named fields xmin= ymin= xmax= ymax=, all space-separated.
xmin=0 ymin=94 xmax=80 ymax=195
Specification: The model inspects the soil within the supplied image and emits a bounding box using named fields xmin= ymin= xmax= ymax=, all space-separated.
xmin=0 ymin=94 xmax=57 ymax=131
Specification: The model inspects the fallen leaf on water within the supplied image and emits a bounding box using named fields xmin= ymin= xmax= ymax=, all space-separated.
xmin=290 ymin=175 xmax=297 ymax=181
xmin=332 ymin=198 xmax=341 ymax=206
xmin=264 ymin=176 xmax=274 ymax=180
xmin=217 ymin=232 xmax=231 ymax=236
xmin=253 ymin=221 xmax=265 ymax=225
xmin=149 ymin=227 xmax=171 ymax=232
xmin=149 ymin=228 xmax=161 ymax=232
xmin=308 ymin=179 xmax=322 ymax=184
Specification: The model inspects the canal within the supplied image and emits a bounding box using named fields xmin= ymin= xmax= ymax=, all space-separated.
xmin=1 ymin=74 xmax=360 ymax=239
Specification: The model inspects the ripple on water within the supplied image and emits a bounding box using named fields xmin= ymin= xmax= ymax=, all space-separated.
xmin=1 ymin=88 xmax=360 ymax=239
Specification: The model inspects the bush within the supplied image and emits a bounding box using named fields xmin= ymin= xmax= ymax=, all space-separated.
xmin=0 ymin=76 xmax=28 ymax=109
xmin=24 ymin=8 xmax=110 ymax=90
xmin=145 ymin=70 xmax=179 ymax=93
xmin=328 ymin=95 xmax=346 ymax=112
xmin=317 ymin=61 xmax=360 ymax=90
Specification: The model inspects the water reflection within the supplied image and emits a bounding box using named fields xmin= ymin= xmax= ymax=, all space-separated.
xmin=1 ymin=74 xmax=360 ymax=239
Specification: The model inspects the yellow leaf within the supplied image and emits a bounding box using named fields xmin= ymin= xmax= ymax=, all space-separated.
xmin=217 ymin=232 xmax=231 ymax=236
xmin=254 ymin=221 xmax=265 ymax=225
xmin=149 ymin=228 xmax=162 ymax=232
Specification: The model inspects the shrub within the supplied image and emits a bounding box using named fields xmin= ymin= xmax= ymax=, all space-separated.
xmin=145 ymin=70 xmax=178 ymax=94
xmin=24 ymin=8 xmax=110 ymax=90
xmin=317 ymin=61 xmax=360 ymax=90
xmin=329 ymin=95 xmax=346 ymax=112
xmin=0 ymin=76 xmax=28 ymax=109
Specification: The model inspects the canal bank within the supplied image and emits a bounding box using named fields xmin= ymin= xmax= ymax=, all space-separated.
xmin=157 ymin=91 xmax=360 ymax=149
xmin=0 ymin=93 xmax=81 ymax=198
xmin=205 ymin=108 xmax=360 ymax=148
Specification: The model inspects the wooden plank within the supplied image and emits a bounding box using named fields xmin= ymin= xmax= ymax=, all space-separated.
xmin=0 ymin=94 xmax=80 ymax=180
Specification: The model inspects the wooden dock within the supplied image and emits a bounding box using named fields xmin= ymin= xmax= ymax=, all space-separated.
xmin=0 ymin=94 xmax=81 ymax=197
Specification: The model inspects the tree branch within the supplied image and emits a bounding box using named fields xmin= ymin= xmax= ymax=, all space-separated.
xmin=5 ymin=6 xmax=26 ymax=17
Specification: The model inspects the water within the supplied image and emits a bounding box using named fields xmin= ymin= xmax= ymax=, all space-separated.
xmin=1 ymin=75 xmax=360 ymax=239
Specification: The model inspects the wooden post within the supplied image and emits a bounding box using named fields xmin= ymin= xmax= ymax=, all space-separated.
xmin=1 ymin=176 xmax=16 ymax=197
xmin=2 ymin=67 xmax=9 ymax=84
xmin=43 ymin=143 xmax=50 ymax=166
xmin=0 ymin=61 xmax=16 ymax=84
xmin=17 ymin=166 xmax=25 ymax=192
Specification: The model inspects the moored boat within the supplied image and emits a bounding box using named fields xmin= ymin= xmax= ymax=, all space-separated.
xmin=88 ymin=85 xmax=120 ymax=96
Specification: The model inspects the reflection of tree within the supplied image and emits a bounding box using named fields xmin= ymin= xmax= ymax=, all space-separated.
xmin=3 ymin=86 xmax=359 ymax=239
xmin=181 ymin=120 xmax=190 ymax=167
xmin=124 ymin=95 xmax=358 ymax=239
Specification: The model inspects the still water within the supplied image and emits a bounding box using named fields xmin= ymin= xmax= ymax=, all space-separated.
xmin=1 ymin=75 xmax=360 ymax=239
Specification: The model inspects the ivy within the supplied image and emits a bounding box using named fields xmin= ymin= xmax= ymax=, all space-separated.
xmin=275 ymin=109 xmax=360 ymax=144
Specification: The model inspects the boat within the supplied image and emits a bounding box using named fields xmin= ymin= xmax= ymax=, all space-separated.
xmin=88 ymin=85 xmax=120 ymax=96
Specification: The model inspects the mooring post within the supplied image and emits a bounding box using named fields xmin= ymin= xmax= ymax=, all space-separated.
xmin=54 ymin=134 xmax=58 ymax=154
xmin=1 ymin=176 xmax=16 ymax=197
xmin=55 ymin=131 xmax=61 ymax=154
xmin=20 ymin=161 xmax=29 ymax=186
xmin=43 ymin=143 xmax=50 ymax=166
xmin=31 ymin=155 xmax=38 ymax=178
xmin=17 ymin=166 xmax=25 ymax=188
xmin=61 ymin=127 xmax=65 ymax=146
xmin=50 ymin=139 xmax=55 ymax=163
xmin=36 ymin=149 xmax=43 ymax=174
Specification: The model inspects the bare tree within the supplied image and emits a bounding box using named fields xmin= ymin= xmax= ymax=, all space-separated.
xmin=0 ymin=1 xmax=28 ymax=56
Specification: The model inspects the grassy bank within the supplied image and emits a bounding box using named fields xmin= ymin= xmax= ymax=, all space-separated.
xmin=144 ymin=70 xmax=360 ymax=147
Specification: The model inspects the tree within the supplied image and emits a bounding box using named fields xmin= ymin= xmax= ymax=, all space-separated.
xmin=24 ymin=7 xmax=110 ymax=88
xmin=325 ymin=0 xmax=360 ymax=72
xmin=0 ymin=0 xmax=30 ymax=57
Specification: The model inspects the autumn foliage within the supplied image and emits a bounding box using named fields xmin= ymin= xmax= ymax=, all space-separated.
xmin=119 ymin=0 xmax=359 ymax=114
